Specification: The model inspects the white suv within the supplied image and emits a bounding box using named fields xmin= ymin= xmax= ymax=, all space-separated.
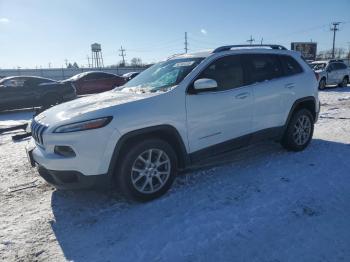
xmin=311 ymin=60 xmax=349 ymax=90
xmin=26 ymin=45 xmax=320 ymax=201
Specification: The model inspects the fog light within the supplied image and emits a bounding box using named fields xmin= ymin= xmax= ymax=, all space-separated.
xmin=54 ymin=146 xmax=76 ymax=157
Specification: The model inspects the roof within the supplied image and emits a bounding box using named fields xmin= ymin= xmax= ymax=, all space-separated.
xmin=170 ymin=45 xmax=295 ymax=60
xmin=0 ymin=76 xmax=55 ymax=81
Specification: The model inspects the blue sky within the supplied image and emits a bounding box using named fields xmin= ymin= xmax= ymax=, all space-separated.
xmin=0 ymin=0 xmax=349 ymax=68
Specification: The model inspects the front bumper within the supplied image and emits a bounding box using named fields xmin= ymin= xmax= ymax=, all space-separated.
xmin=36 ymin=165 xmax=111 ymax=189
xmin=26 ymin=124 xmax=121 ymax=189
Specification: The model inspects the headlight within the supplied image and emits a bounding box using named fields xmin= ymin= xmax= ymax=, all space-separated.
xmin=53 ymin=117 xmax=112 ymax=133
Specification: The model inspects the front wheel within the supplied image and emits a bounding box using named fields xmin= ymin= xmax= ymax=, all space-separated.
xmin=319 ymin=79 xmax=326 ymax=90
xmin=115 ymin=139 xmax=177 ymax=201
xmin=281 ymin=109 xmax=314 ymax=151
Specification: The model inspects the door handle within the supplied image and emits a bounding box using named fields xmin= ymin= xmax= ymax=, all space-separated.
xmin=235 ymin=92 xmax=250 ymax=99
xmin=285 ymin=83 xmax=295 ymax=89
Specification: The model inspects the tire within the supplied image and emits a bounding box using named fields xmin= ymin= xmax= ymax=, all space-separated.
xmin=281 ymin=109 xmax=314 ymax=152
xmin=42 ymin=93 xmax=61 ymax=108
xmin=115 ymin=138 xmax=178 ymax=201
xmin=339 ymin=77 xmax=348 ymax=88
xmin=318 ymin=78 xmax=326 ymax=90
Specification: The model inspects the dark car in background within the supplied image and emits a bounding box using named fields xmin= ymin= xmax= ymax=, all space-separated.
xmin=64 ymin=71 xmax=125 ymax=95
xmin=122 ymin=72 xmax=140 ymax=82
xmin=0 ymin=76 xmax=76 ymax=111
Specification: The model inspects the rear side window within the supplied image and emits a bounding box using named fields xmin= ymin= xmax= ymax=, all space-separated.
xmin=280 ymin=55 xmax=303 ymax=76
xmin=244 ymin=54 xmax=283 ymax=83
xmin=198 ymin=55 xmax=245 ymax=91
xmin=335 ymin=63 xmax=347 ymax=70
xmin=85 ymin=73 xmax=114 ymax=80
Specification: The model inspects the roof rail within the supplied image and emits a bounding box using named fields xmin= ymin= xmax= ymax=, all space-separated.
xmin=213 ymin=44 xmax=287 ymax=53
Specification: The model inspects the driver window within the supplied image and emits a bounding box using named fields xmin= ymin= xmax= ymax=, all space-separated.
xmin=327 ymin=64 xmax=335 ymax=71
xmin=198 ymin=55 xmax=244 ymax=91
xmin=4 ymin=79 xmax=25 ymax=87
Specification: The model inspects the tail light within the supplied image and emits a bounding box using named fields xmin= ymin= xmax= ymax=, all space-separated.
xmin=314 ymin=72 xmax=319 ymax=81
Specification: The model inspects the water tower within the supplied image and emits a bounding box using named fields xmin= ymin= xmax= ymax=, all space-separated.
xmin=91 ymin=43 xmax=104 ymax=68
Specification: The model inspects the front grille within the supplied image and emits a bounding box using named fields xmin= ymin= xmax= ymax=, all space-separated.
xmin=31 ymin=120 xmax=48 ymax=145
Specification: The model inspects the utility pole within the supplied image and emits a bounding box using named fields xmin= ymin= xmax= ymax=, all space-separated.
xmin=119 ymin=46 xmax=126 ymax=66
xmin=247 ymin=35 xmax=255 ymax=45
xmin=86 ymin=55 xmax=91 ymax=68
xmin=184 ymin=32 xmax=188 ymax=53
xmin=260 ymin=38 xmax=263 ymax=45
xmin=331 ymin=22 xmax=340 ymax=59
xmin=64 ymin=59 xmax=68 ymax=68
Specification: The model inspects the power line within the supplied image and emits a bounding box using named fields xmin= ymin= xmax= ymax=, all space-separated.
xmin=119 ymin=46 xmax=126 ymax=65
xmin=247 ymin=35 xmax=255 ymax=45
xmin=331 ymin=22 xmax=341 ymax=59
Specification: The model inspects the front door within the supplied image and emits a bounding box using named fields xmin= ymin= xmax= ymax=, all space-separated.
xmin=186 ymin=55 xmax=253 ymax=155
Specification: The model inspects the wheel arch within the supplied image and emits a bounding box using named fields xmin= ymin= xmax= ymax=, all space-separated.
xmin=108 ymin=125 xmax=190 ymax=178
xmin=285 ymin=97 xmax=317 ymax=125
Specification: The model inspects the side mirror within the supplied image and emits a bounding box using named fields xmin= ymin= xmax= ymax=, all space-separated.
xmin=193 ymin=78 xmax=218 ymax=91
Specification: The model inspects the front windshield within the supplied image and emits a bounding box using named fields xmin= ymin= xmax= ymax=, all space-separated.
xmin=311 ymin=63 xmax=326 ymax=70
xmin=118 ymin=57 xmax=204 ymax=93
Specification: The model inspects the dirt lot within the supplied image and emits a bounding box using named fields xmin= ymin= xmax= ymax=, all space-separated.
xmin=1 ymin=88 xmax=350 ymax=262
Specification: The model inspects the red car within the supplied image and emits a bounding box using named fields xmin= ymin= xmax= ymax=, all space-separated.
xmin=66 ymin=71 xmax=125 ymax=95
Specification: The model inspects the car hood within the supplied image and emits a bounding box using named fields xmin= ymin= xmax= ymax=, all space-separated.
xmin=35 ymin=90 xmax=157 ymax=126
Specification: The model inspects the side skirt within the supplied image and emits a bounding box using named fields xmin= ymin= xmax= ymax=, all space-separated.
xmin=188 ymin=126 xmax=284 ymax=165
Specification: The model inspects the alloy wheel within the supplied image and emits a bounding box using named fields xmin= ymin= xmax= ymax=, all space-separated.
xmin=130 ymin=149 xmax=171 ymax=194
xmin=292 ymin=115 xmax=312 ymax=145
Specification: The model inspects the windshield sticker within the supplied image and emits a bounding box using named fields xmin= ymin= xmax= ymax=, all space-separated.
xmin=173 ymin=61 xmax=195 ymax=67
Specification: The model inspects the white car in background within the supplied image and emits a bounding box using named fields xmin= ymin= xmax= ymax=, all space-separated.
xmin=26 ymin=44 xmax=319 ymax=201
xmin=311 ymin=60 xmax=349 ymax=90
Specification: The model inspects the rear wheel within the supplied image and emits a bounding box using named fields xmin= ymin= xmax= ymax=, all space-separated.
xmin=339 ymin=77 xmax=348 ymax=87
xmin=281 ymin=109 xmax=314 ymax=151
xmin=115 ymin=139 xmax=177 ymax=201
xmin=319 ymin=78 xmax=326 ymax=90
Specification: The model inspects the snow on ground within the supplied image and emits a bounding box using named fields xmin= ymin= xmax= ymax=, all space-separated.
xmin=0 ymin=87 xmax=350 ymax=262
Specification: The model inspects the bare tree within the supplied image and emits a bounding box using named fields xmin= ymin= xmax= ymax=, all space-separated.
xmin=130 ymin=57 xmax=142 ymax=67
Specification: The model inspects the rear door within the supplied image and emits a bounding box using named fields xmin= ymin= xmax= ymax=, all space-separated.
xmin=243 ymin=53 xmax=292 ymax=132
xmin=336 ymin=63 xmax=348 ymax=83
xmin=326 ymin=63 xmax=338 ymax=84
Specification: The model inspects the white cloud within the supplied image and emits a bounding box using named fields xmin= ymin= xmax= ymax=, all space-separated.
xmin=0 ymin=18 xmax=10 ymax=24
xmin=200 ymin=29 xmax=207 ymax=35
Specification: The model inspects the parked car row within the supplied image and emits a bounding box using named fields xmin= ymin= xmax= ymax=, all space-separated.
xmin=0 ymin=71 xmax=140 ymax=111
xmin=310 ymin=59 xmax=349 ymax=90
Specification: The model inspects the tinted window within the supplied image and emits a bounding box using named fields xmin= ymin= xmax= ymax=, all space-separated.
xmin=3 ymin=78 xmax=26 ymax=87
xmin=28 ymin=78 xmax=55 ymax=85
xmin=84 ymin=72 xmax=114 ymax=80
xmin=280 ymin=55 xmax=303 ymax=76
xmin=245 ymin=54 xmax=283 ymax=83
xmin=340 ymin=63 xmax=347 ymax=69
xmin=328 ymin=63 xmax=336 ymax=71
xmin=335 ymin=63 xmax=347 ymax=70
xmin=198 ymin=55 xmax=244 ymax=91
